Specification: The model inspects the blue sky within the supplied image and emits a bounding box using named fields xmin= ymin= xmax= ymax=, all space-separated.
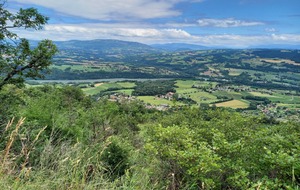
xmin=8 ymin=0 xmax=300 ymax=47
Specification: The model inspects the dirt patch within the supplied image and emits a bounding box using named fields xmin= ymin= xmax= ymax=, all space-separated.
xmin=95 ymin=83 xmax=104 ymax=87
xmin=203 ymin=69 xmax=220 ymax=77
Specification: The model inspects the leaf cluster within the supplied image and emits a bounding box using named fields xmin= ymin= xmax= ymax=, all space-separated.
xmin=0 ymin=2 xmax=57 ymax=90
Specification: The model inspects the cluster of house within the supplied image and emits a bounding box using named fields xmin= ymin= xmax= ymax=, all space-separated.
xmin=108 ymin=93 xmax=136 ymax=103
xmin=155 ymin=92 xmax=175 ymax=101
xmin=213 ymin=85 xmax=250 ymax=92
xmin=257 ymin=103 xmax=277 ymax=115
xmin=108 ymin=92 xmax=175 ymax=111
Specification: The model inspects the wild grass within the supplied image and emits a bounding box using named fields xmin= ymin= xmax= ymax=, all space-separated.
xmin=0 ymin=118 xmax=157 ymax=190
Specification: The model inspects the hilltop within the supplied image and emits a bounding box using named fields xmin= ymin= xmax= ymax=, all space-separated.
xmin=150 ymin=43 xmax=211 ymax=51
xmin=55 ymin=39 xmax=159 ymax=54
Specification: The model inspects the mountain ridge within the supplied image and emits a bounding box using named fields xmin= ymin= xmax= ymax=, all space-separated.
xmin=54 ymin=39 xmax=159 ymax=55
xmin=150 ymin=43 xmax=211 ymax=51
xmin=31 ymin=39 xmax=300 ymax=53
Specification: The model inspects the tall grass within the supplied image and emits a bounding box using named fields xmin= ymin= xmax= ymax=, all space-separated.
xmin=0 ymin=118 xmax=157 ymax=189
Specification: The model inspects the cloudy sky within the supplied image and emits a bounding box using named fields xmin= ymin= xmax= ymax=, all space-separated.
xmin=8 ymin=0 xmax=300 ymax=47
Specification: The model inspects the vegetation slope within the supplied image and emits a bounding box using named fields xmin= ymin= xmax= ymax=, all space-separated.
xmin=1 ymin=85 xmax=299 ymax=189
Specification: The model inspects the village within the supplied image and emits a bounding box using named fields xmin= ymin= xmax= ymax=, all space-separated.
xmin=102 ymin=81 xmax=300 ymax=121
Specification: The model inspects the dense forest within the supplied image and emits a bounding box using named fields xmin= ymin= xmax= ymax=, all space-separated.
xmin=132 ymin=80 xmax=176 ymax=96
xmin=0 ymin=84 xmax=300 ymax=189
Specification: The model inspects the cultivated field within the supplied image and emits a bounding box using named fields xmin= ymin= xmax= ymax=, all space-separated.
xmin=215 ymin=100 xmax=249 ymax=109
xmin=28 ymin=78 xmax=300 ymax=115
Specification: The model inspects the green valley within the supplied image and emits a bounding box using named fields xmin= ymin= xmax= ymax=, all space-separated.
xmin=1 ymin=3 xmax=300 ymax=189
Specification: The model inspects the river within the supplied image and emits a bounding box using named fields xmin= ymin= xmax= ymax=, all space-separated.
xmin=27 ymin=78 xmax=174 ymax=84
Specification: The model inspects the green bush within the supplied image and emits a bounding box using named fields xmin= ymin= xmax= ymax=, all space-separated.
xmin=101 ymin=139 xmax=130 ymax=179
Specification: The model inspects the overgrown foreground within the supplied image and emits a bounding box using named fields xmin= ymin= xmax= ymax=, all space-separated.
xmin=0 ymin=85 xmax=299 ymax=189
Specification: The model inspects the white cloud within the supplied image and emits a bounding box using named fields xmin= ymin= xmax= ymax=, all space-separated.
xmin=265 ymin=28 xmax=277 ymax=32
xmin=163 ymin=22 xmax=197 ymax=28
xmin=270 ymin=33 xmax=300 ymax=41
xmin=13 ymin=23 xmax=300 ymax=48
xmin=12 ymin=0 xmax=203 ymax=20
xmin=193 ymin=34 xmax=300 ymax=47
xmin=13 ymin=23 xmax=198 ymax=43
xmin=162 ymin=29 xmax=192 ymax=38
xmin=197 ymin=18 xmax=264 ymax=27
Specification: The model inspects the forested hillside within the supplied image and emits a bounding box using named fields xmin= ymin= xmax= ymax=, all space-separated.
xmin=1 ymin=85 xmax=299 ymax=189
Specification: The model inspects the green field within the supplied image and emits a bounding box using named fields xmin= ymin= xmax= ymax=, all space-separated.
xmin=137 ymin=96 xmax=175 ymax=105
xmin=248 ymin=90 xmax=300 ymax=105
xmin=51 ymin=63 xmax=123 ymax=72
xmin=114 ymin=89 xmax=134 ymax=95
xmin=175 ymin=80 xmax=219 ymax=103
xmin=26 ymin=78 xmax=300 ymax=110
xmin=82 ymin=83 xmax=119 ymax=95
xmin=176 ymin=80 xmax=217 ymax=89
xmin=189 ymin=91 xmax=217 ymax=103
xmin=76 ymin=79 xmax=300 ymax=110
xmin=228 ymin=69 xmax=242 ymax=76
xmin=212 ymin=91 xmax=244 ymax=100
xmin=82 ymin=82 xmax=136 ymax=95
xmin=277 ymin=103 xmax=300 ymax=109
xmin=116 ymin=82 xmax=136 ymax=88
xmin=250 ymin=91 xmax=276 ymax=97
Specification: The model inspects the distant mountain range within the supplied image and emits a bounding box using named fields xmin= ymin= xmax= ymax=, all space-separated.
xmin=54 ymin=39 xmax=159 ymax=55
xmin=52 ymin=40 xmax=219 ymax=54
xmin=31 ymin=39 xmax=299 ymax=55
xmin=150 ymin=43 xmax=211 ymax=51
